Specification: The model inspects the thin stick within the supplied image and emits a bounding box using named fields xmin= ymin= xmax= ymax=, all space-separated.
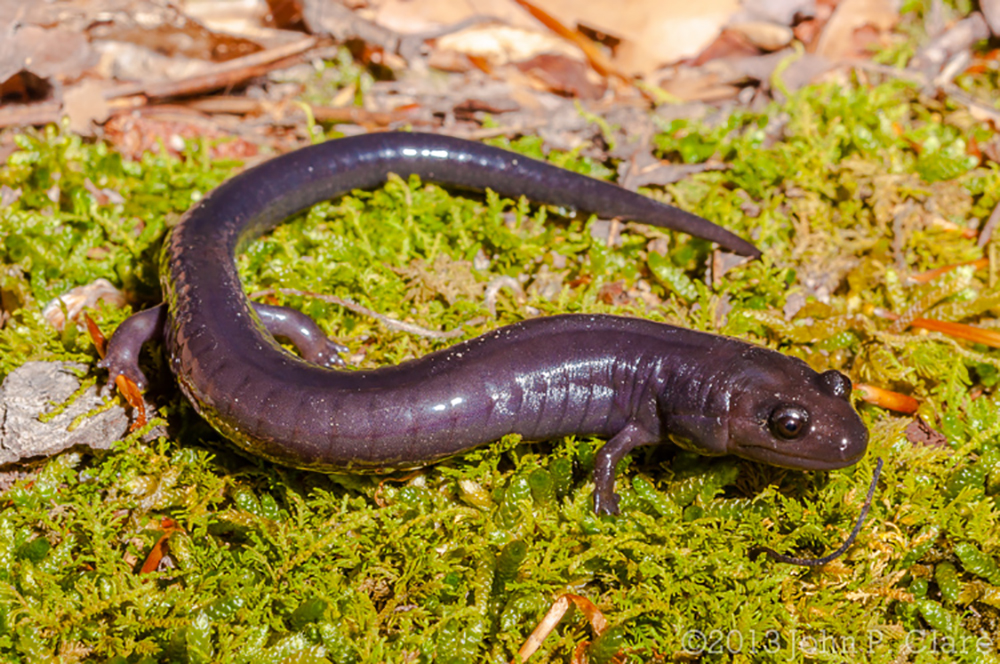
xmin=750 ymin=457 xmax=883 ymax=566
xmin=251 ymin=287 xmax=466 ymax=339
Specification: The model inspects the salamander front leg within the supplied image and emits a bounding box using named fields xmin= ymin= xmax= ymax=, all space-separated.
xmin=253 ymin=303 xmax=349 ymax=367
xmin=97 ymin=304 xmax=166 ymax=390
xmin=592 ymin=422 xmax=658 ymax=515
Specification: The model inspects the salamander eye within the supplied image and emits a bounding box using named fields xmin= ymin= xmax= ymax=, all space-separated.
xmin=769 ymin=405 xmax=810 ymax=439
xmin=820 ymin=370 xmax=852 ymax=399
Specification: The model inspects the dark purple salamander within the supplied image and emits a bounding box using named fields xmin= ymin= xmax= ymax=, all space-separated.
xmin=100 ymin=132 xmax=868 ymax=515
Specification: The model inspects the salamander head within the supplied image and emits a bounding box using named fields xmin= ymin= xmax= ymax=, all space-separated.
xmin=723 ymin=348 xmax=869 ymax=470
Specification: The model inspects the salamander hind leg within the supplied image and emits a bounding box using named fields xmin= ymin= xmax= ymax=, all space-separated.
xmin=97 ymin=303 xmax=166 ymax=391
xmin=253 ymin=303 xmax=348 ymax=367
xmin=592 ymin=422 xmax=659 ymax=515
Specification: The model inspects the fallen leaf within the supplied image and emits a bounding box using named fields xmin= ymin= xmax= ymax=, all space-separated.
xmin=904 ymin=416 xmax=948 ymax=448
xmin=0 ymin=24 xmax=95 ymax=85
xmin=42 ymin=279 xmax=126 ymax=333
xmin=436 ymin=25 xmax=585 ymax=66
xmin=728 ymin=20 xmax=795 ymax=51
xmin=104 ymin=112 xmax=260 ymax=161
xmin=515 ymin=53 xmax=606 ymax=98
xmin=370 ymin=0 xmax=741 ymax=75
xmin=815 ymin=0 xmax=900 ymax=60
xmin=63 ymin=80 xmax=110 ymax=135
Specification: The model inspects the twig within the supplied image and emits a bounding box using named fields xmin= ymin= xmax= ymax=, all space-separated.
xmin=750 ymin=458 xmax=884 ymax=566
xmin=183 ymin=96 xmax=419 ymax=127
xmin=0 ymin=100 xmax=61 ymax=128
xmin=111 ymin=37 xmax=322 ymax=101
xmin=251 ymin=288 xmax=466 ymax=339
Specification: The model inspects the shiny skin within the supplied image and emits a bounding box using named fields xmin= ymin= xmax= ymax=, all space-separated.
xmin=99 ymin=132 xmax=867 ymax=514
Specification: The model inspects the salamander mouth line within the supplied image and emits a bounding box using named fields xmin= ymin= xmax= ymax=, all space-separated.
xmin=735 ymin=443 xmax=864 ymax=465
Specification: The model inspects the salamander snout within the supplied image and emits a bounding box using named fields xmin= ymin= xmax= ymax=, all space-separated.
xmin=728 ymin=362 xmax=869 ymax=470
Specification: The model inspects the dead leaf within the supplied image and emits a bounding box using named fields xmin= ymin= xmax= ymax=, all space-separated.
xmin=63 ymin=80 xmax=110 ymax=135
xmin=88 ymin=15 xmax=263 ymax=63
xmin=140 ymin=519 xmax=182 ymax=574
xmin=0 ymin=185 xmax=20 ymax=208
xmin=597 ymin=281 xmax=632 ymax=306
xmin=815 ymin=0 xmax=900 ymax=61
xmin=436 ymin=25 xmax=585 ymax=66
xmin=0 ymin=24 xmax=95 ymax=85
xmin=658 ymin=68 xmax=740 ymax=102
xmin=91 ymin=40 xmax=215 ymax=83
xmin=42 ymin=279 xmax=126 ymax=333
xmin=104 ymin=112 xmax=261 ymax=161
xmin=370 ymin=0 xmax=741 ymax=75
xmin=265 ymin=0 xmax=307 ymax=30
xmin=692 ymin=28 xmax=761 ymax=65
xmin=515 ymin=53 xmax=606 ymax=98
xmin=904 ymin=416 xmax=948 ymax=448
xmin=298 ymin=0 xmax=399 ymax=50
xmin=728 ymin=20 xmax=794 ymax=51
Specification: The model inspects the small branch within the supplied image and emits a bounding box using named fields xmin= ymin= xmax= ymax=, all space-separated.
xmin=251 ymin=288 xmax=466 ymax=339
xmin=110 ymin=37 xmax=322 ymax=102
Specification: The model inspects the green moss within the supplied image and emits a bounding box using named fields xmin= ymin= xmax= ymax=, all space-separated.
xmin=2 ymin=72 xmax=1000 ymax=662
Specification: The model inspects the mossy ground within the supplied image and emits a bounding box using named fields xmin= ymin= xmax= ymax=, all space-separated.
xmin=1 ymin=74 xmax=1000 ymax=663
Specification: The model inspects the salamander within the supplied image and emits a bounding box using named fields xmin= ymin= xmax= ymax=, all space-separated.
xmin=99 ymin=132 xmax=868 ymax=515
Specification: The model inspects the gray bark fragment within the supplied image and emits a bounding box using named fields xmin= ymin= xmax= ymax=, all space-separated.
xmin=0 ymin=361 xmax=160 ymax=466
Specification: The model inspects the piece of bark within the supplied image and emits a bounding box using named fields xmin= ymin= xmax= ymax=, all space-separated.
xmin=0 ymin=361 xmax=162 ymax=467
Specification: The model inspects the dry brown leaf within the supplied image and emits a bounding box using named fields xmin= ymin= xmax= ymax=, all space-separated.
xmin=658 ymin=68 xmax=740 ymax=102
xmin=42 ymin=279 xmax=126 ymax=333
xmin=63 ymin=80 xmax=111 ymax=135
xmin=369 ymin=0 xmax=741 ymax=75
xmin=728 ymin=20 xmax=794 ymax=51
xmin=515 ymin=53 xmax=606 ymax=98
xmin=904 ymin=416 xmax=948 ymax=448
xmin=436 ymin=25 xmax=584 ymax=66
xmin=372 ymin=0 xmax=536 ymax=36
xmin=181 ymin=0 xmax=300 ymax=46
xmin=0 ymin=24 xmax=96 ymax=84
xmin=104 ymin=112 xmax=261 ymax=161
xmin=814 ymin=0 xmax=900 ymax=60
